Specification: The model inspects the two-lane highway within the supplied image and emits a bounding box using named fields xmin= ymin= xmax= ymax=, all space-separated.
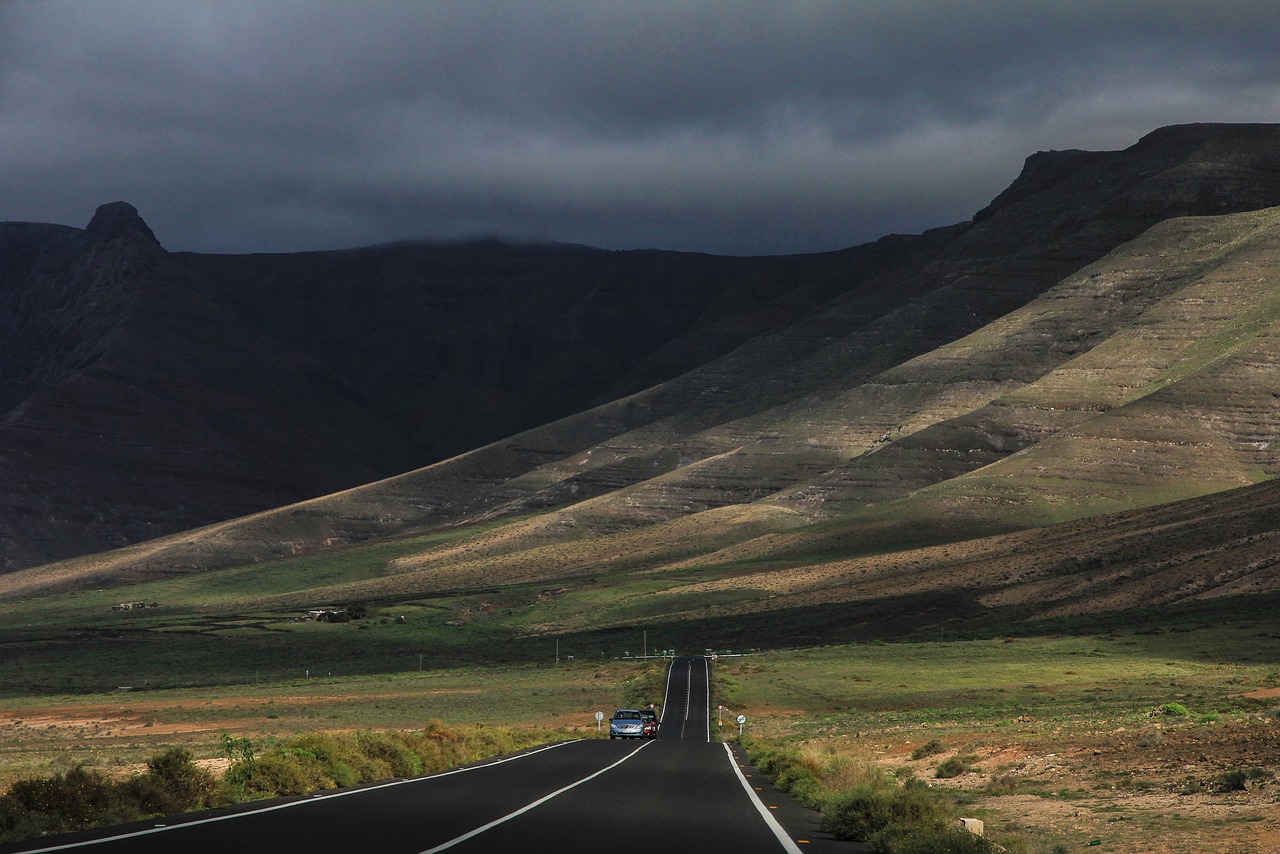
xmin=658 ymin=654 xmax=710 ymax=741
xmin=3 ymin=657 xmax=807 ymax=854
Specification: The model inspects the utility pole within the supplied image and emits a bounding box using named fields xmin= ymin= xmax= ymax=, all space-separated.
xmin=643 ymin=630 xmax=647 ymax=658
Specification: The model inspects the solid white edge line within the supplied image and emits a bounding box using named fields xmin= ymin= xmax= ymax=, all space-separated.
xmin=420 ymin=740 xmax=653 ymax=853
xmin=14 ymin=740 xmax=581 ymax=854
xmin=722 ymin=743 xmax=804 ymax=854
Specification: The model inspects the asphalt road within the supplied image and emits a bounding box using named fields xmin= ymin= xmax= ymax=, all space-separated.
xmin=5 ymin=656 xmax=851 ymax=853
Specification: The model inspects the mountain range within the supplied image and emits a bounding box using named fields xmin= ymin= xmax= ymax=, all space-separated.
xmin=5 ymin=122 xmax=1280 ymax=632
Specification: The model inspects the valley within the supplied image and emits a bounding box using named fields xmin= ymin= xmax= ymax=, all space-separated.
xmin=5 ymin=124 xmax=1280 ymax=850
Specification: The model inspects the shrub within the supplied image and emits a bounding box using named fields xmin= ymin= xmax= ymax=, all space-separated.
xmin=868 ymin=821 xmax=995 ymax=854
xmin=911 ymin=739 xmax=945 ymax=761
xmin=935 ymin=755 xmax=977 ymax=779
xmin=124 ymin=748 xmax=216 ymax=816
xmin=752 ymin=744 xmax=826 ymax=807
xmin=1212 ymin=767 xmax=1273 ymax=793
xmin=984 ymin=774 xmax=1021 ymax=795
xmin=356 ymin=731 xmax=423 ymax=778
xmin=0 ymin=765 xmax=126 ymax=840
xmin=1159 ymin=702 xmax=1189 ymax=717
xmin=285 ymin=733 xmax=363 ymax=788
xmin=1137 ymin=727 xmax=1164 ymax=748
xmin=822 ymin=783 xmax=954 ymax=843
xmin=232 ymin=751 xmax=328 ymax=798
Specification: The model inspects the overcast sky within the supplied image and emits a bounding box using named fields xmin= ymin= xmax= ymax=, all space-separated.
xmin=3 ymin=1 xmax=1280 ymax=256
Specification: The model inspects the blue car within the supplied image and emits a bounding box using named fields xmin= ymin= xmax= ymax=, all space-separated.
xmin=609 ymin=709 xmax=645 ymax=739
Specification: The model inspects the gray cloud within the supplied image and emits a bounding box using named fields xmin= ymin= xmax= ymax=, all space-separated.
xmin=3 ymin=0 xmax=1280 ymax=255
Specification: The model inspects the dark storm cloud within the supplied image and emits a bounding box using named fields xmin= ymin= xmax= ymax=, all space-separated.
xmin=3 ymin=1 xmax=1280 ymax=255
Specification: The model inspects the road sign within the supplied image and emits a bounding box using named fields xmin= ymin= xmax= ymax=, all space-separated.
xmin=595 ymin=710 xmax=604 ymax=733
xmin=736 ymin=714 xmax=745 ymax=724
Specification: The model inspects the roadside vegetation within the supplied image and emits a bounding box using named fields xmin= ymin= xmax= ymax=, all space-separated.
xmin=742 ymin=737 xmax=1011 ymax=852
xmin=0 ymin=721 xmax=566 ymax=845
xmin=718 ymin=624 xmax=1280 ymax=852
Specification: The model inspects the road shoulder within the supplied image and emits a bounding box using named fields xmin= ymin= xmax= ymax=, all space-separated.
xmin=725 ymin=742 xmax=870 ymax=853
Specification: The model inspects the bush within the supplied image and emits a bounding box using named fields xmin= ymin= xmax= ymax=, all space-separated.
xmin=0 ymin=765 xmax=127 ymax=841
xmin=1212 ymin=767 xmax=1273 ymax=792
xmin=935 ymin=755 xmax=977 ymax=779
xmin=1159 ymin=702 xmax=1189 ymax=717
xmin=752 ymin=744 xmax=827 ymax=807
xmin=984 ymin=774 xmax=1021 ymax=795
xmin=868 ymin=821 xmax=995 ymax=854
xmin=1137 ymin=727 xmax=1164 ymax=748
xmin=356 ymin=731 xmax=423 ymax=778
xmin=0 ymin=750 xmax=218 ymax=843
xmin=124 ymin=748 xmax=216 ymax=815
xmin=822 ymin=783 xmax=955 ymax=843
xmin=232 ymin=751 xmax=329 ymax=798
xmin=283 ymin=733 xmax=362 ymax=788
xmin=911 ymin=739 xmax=945 ymax=760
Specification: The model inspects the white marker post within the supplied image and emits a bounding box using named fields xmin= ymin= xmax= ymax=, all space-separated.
xmin=595 ymin=710 xmax=604 ymax=735
xmin=737 ymin=714 xmax=746 ymax=738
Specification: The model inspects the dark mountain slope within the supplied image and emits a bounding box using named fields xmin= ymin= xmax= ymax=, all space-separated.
xmin=0 ymin=204 xmax=424 ymax=571
xmin=177 ymin=242 xmax=853 ymax=460
xmin=0 ymin=206 xmax=916 ymax=572
xmin=8 ymin=123 xmax=1280 ymax=590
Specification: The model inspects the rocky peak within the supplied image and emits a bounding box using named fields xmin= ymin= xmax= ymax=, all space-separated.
xmin=85 ymin=201 xmax=160 ymax=246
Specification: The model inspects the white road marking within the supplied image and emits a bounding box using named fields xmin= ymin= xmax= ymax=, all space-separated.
xmin=682 ymin=660 xmax=692 ymax=738
xmin=703 ymin=656 xmax=711 ymax=743
xmin=722 ymin=744 xmax=804 ymax=854
xmin=419 ymin=740 xmax=653 ymax=853
xmin=13 ymin=741 xmax=581 ymax=853
xmin=660 ymin=656 xmax=678 ymax=724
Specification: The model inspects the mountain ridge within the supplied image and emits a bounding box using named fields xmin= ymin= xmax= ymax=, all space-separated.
xmin=6 ymin=122 xmax=1280 ymax=591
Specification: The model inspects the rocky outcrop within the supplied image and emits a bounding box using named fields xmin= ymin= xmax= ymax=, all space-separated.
xmin=83 ymin=201 xmax=160 ymax=244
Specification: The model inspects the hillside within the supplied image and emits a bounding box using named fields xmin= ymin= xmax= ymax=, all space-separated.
xmin=7 ymin=124 xmax=1280 ymax=575
xmin=6 ymin=124 xmax=1280 ymax=632
xmin=0 ymin=208 xmax=889 ymax=571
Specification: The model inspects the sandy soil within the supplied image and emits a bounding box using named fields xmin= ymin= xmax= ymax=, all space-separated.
xmin=0 ymin=689 xmax=485 ymax=740
xmin=878 ymin=718 xmax=1280 ymax=852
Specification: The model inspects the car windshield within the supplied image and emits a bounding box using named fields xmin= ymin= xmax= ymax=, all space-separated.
xmin=613 ymin=710 xmax=641 ymax=720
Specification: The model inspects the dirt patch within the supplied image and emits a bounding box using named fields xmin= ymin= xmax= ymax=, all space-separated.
xmin=872 ymin=720 xmax=1280 ymax=852
xmin=1237 ymin=687 xmax=1280 ymax=700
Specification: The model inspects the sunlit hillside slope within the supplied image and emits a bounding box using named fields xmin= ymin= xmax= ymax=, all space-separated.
xmin=8 ymin=197 xmax=1280 ymax=630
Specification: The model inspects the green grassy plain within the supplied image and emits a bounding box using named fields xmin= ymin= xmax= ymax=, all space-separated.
xmin=718 ymin=627 xmax=1280 ymax=736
